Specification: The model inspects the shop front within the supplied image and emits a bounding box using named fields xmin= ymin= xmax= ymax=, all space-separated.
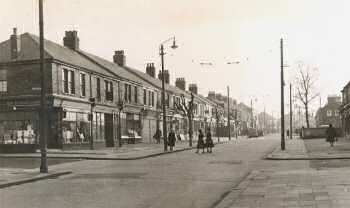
xmin=0 ymin=108 xmax=39 ymax=153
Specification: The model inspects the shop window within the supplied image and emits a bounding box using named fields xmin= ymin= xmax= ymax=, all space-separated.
xmin=0 ymin=120 xmax=38 ymax=144
xmin=62 ymin=112 xmax=91 ymax=144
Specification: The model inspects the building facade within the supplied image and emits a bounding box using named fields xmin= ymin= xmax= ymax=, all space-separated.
xmin=315 ymin=95 xmax=341 ymax=128
xmin=0 ymin=28 xmax=223 ymax=149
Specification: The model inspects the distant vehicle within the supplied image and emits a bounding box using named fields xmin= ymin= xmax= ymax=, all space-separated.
xmin=247 ymin=128 xmax=259 ymax=138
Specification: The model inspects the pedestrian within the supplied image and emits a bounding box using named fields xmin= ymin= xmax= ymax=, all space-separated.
xmin=153 ymin=128 xmax=161 ymax=144
xmin=196 ymin=129 xmax=205 ymax=153
xmin=168 ymin=129 xmax=176 ymax=151
xmin=206 ymin=127 xmax=214 ymax=153
xmin=326 ymin=124 xmax=337 ymax=147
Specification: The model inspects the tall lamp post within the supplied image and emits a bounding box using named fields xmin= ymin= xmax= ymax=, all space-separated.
xmin=89 ymin=97 xmax=95 ymax=150
xmin=159 ymin=37 xmax=178 ymax=152
xmin=117 ymin=100 xmax=124 ymax=148
xmin=280 ymin=38 xmax=285 ymax=150
xmin=227 ymin=86 xmax=231 ymax=140
xmin=39 ymin=0 xmax=48 ymax=173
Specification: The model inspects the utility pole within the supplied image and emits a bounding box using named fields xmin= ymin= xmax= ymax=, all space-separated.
xmin=290 ymin=83 xmax=293 ymax=140
xmin=280 ymin=38 xmax=285 ymax=150
xmin=264 ymin=106 xmax=266 ymax=133
xmin=39 ymin=0 xmax=48 ymax=173
xmin=250 ymin=99 xmax=254 ymax=128
xmin=227 ymin=86 xmax=231 ymax=140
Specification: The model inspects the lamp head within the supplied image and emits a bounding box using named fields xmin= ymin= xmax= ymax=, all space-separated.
xmin=171 ymin=38 xmax=178 ymax=49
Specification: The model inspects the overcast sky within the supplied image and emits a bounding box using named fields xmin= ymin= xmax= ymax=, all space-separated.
xmin=1 ymin=0 xmax=349 ymax=114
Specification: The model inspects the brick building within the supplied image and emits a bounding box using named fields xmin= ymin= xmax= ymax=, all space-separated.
xmin=0 ymin=28 xmax=222 ymax=149
xmin=315 ymin=95 xmax=341 ymax=128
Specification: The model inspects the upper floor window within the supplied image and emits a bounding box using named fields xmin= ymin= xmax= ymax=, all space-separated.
xmin=334 ymin=110 xmax=339 ymax=117
xmin=96 ymin=77 xmax=101 ymax=101
xmin=79 ymin=73 xmax=86 ymax=97
xmin=105 ymin=80 xmax=113 ymax=101
xmin=62 ymin=68 xmax=75 ymax=94
xmin=327 ymin=110 xmax=332 ymax=117
xmin=151 ymin=91 xmax=155 ymax=107
xmin=143 ymin=89 xmax=147 ymax=105
xmin=0 ymin=81 xmax=7 ymax=92
xmin=148 ymin=91 xmax=152 ymax=106
xmin=134 ymin=86 xmax=138 ymax=103
xmin=0 ymin=70 xmax=7 ymax=92
xmin=124 ymin=83 xmax=132 ymax=103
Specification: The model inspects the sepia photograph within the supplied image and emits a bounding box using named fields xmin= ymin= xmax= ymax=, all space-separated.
xmin=1 ymin=0 xmax=350 ymax=207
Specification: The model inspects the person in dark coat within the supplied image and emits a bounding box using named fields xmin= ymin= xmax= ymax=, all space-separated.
xmin=168 ymin=129 xmax=176 ymax=151
xmin=206 ymin=128 xmax=214 ymax=153
xmin=153 ymin=128 xmax=161 ymax=144
xmin=326 ymin=124 xmax=337 ymax=147
xmin=196 ymin=129 xmax=205 ymax=153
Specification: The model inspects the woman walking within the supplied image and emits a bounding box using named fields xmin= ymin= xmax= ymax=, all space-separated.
xmin=168 ymin=129 xmax=176 ymax=151
xmin=326 ymin=124 xmax=337 ymax=147
xmin=206 ymin=128 xmax=214 ymax=153
xmin=196 ymin=129 xmax=205 ymax=153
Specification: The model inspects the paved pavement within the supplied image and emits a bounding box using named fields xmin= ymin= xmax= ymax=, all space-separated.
xmin=216 ymin=136 xmax=350 ymax=208
xmin=266 ymin=136 xmax=350 ymax=160
xmin=0 ymin=137 xmax=235 ymax=160
xmin=0 ymin=137 xmax=235 ymax=189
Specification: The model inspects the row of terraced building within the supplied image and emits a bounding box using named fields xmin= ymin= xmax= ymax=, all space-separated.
xmin=0 ymin=28 xmax=236 ymax=149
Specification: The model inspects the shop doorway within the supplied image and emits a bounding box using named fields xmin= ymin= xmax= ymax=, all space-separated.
xmin=104 ymin=113 xmax=114 ymax=147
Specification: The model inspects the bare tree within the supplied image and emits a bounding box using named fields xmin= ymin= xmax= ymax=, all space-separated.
xmin=294 ymin=63 xmax=319 ymax=128
xmin=174 ymin=93 xmax=194 ymax=147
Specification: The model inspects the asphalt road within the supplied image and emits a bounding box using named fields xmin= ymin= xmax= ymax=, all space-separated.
xmin=0 ymin=135 xmax=280 ymax=208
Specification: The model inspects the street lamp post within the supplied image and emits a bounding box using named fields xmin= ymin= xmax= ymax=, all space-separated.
xmin=89 ymin=97 xmax=95 ymax=150
xmin=280 ymin=38 xmax=286 ymax=150
xmin=159 ymin=37 xmax=178 ymax=152
xmin=227 ymin=86 xmax=231 ymax=140
xmin=117 ymin=100 xmax=124 ymax=148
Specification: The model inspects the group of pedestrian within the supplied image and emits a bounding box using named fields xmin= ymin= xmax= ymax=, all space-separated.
xmin=196 ymin=128 xmax=214 ymax=154
xmin=153 ymin=128 xmax=178 ymax=151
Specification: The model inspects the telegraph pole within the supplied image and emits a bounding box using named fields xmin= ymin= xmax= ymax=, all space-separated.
xmin=39 ymin=0 xmax=48 ymax=173
xmin=227 ymin=86 xmax=231 ymax=140
xmin=290 ymin=83 xmax=293 ymax=140
xmin=280 ymin=38 xmax=285 ymax=150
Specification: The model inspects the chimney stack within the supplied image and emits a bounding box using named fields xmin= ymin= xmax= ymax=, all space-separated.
xmin=113 ymin=50 xmax=126 ymax=67
xmin=208 ymin=91 xmax=216 ymax=100
xmin=10 ymin=28 xmax=20 ymax=59
xmin=175 ymin=77 xmax=186 ymax=91
xmin=63 ymin=30 xmax=79 ymax=50
xmin=146 ymin=63 xmax=156 ymax=78
xmin=158 ymin=70 xmax=170 ymax=84
xmin=189 ymin=84 xmax=198 ymax=94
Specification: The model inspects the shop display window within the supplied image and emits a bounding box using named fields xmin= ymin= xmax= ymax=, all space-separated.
xmin=0 ymin=120 xmax=37 ymax=144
